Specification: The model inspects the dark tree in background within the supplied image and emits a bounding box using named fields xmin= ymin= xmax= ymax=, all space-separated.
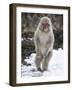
xmin=21 ymin=13 xmax=63 ymax=64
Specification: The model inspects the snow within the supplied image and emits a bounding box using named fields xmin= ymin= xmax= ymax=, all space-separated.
xmin=21 ymin=48 xmax=64 ymax=78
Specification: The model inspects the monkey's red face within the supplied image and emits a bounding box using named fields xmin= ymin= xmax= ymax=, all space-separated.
xmin=41 ymin=19 xmax=49 ymax=32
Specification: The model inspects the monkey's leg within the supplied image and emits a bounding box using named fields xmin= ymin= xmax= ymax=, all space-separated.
xmin=35 ymin=54 xmax=43 ymax=71
xmin=42 ymin=51 xmax=53 ymax=71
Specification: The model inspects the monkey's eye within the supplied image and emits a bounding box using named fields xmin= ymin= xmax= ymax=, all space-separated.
xmin=42 ymin=23 xmax=49 ymax=26
xmin=42 ymin=23 xmax=46 ymax=25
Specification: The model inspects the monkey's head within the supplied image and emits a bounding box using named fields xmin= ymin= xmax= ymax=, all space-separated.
xmin=39 ymin=17 xmax=52 ymax=32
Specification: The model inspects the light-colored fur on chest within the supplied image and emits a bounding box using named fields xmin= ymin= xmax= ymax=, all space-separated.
xmin=38 ymin=30 xmax=50 ymax=55
xmin=38 ymin=30 xmax=49 ymax=45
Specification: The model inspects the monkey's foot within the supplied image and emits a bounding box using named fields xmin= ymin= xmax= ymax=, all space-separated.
xmin=37 ymin=67 xmax=42 ymax=72
xmin=41 ymin=69 xmax=48 ymax=72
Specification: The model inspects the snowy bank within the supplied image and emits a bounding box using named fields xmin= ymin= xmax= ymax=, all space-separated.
xmin=21 ymin=48 xmax=64 ymax=77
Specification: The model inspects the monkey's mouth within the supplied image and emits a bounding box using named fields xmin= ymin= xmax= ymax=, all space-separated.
xmin=44 ymin=28 xmax=48 ymax=32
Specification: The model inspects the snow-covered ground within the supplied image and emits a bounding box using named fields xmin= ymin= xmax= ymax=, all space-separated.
xmin=21 ymin=48 xmax=64 ymax=77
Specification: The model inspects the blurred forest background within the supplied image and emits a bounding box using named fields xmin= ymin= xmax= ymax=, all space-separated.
xmin=21 ymin=13 xmax=63 ymax=65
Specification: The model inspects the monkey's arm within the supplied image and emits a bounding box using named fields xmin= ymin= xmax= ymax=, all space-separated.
xmin=34 ymin=31 xmax=41 ymax=54
xmin=45 ymin=34 xmax=54 ymax=57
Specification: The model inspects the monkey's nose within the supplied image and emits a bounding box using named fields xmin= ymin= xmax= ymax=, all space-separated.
xmin=43 ymin=23 xmax=48 ymax=29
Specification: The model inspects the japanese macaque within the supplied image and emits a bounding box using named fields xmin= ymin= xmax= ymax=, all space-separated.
xmin=34 ymin=16 xmax=54 ymax=72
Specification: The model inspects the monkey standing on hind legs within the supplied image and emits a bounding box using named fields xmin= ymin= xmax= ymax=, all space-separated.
xmin=34 ymin=16 xmax=54 ymax=72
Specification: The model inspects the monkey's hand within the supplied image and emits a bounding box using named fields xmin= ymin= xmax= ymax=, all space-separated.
xmin=45 ymin=36 xmax=54 ymax=57
xmin=44 ymin=49 xmax=49 ymax=58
